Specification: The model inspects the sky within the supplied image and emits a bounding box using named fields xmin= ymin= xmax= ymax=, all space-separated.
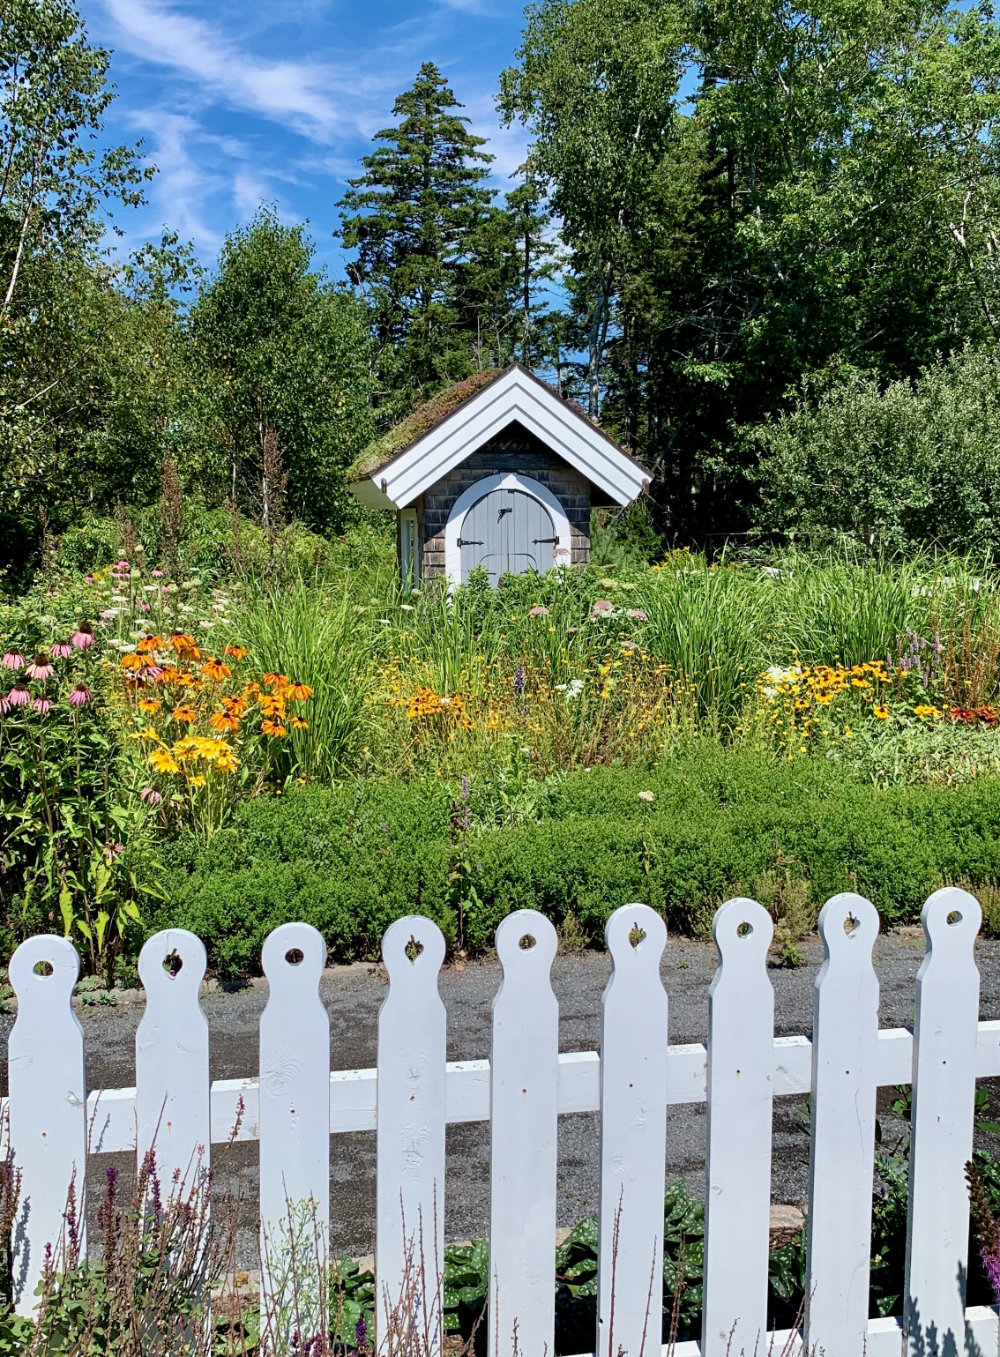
xmin=81 ymin=0 xmax=533 ymax=278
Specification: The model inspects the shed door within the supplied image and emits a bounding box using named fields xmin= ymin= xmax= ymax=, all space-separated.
xmin=459 ymin=487 xmax=557 ymax=586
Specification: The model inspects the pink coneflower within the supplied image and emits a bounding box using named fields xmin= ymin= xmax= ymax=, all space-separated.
xmin=50 ymin=641 xmax=74 ymax=659
xmin=71 ymin=624 xmax=95 ymax=650
xmin=69 ymin=685 xmax=92 ymax=707
xmin=103 ymin=842 xmax=125 ymax=863
xmin=25 ymin=654 xmax=53 ymax=681
xmin=135 ymin=598 xmax=150 ymax=613
xmin=141 ymin=665 xmax=163 ymax=682
xmin=7 ymin=684 xmax=29 ymax=707
xmin=140 ymin=787 xmax=163 ymax=806
xmin=1 ymin=651 xmax=25 ymax=670
xmin=151 ymin=568 xmax=164 ymax=579
xmin=33 ymin=697 xmax=52 ymax=715
xmin=84 ymin=574 xmax=95 ymax=584
xmin=112 ymin=559 xmax=130 ymax=574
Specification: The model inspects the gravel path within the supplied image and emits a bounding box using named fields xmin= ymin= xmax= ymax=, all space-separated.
xmin=3 ymin=930 xmax=998 ymax=1265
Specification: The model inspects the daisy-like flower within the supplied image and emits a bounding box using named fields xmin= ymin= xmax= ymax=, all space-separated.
xmin=291 ymin=716 xmax=308 ymax=731
xmin=187 ymin=774 xmax=207 ymax=788
xmin=50 ymin=641 xmax=74 ymax=659
xmin=1 ymin=651 xmax=25 ymax=670
xmin=286 ymin=683 xmax=313 ymax=701
xmin=223 ymin=645 xmax=248 ymax=660
xmin=71 ymin=624 xmax=96 ymax=649
xmin=149 ymin=749 xmax=180 ymax=775
xmin=200 ymin=658 xmax=231 ymax=682
xmin=261 ymin=719 xmax=287 ymax=737
xmin=25 ymin=654 xmax=53 ymax=681
xmin=138 ymin=698 xmax=161 ymax=715
xmin=209 ymin=711 xmax=241 ymax=734
xmin=873 ymin=705 xmax=890 ymax=719
xmin=33 ymin=697 xmax=52 ymax=714
xmin=140 ymin=787 xmax=163 ymax=805
xmin=9 ymin=682 xmax=32 ymax=705
xmin=0 ymin=695 xmax=9 ymax=715
xmin=68 ymin=685 xmax=93 ymax=707
xmin=151 ymin=568 xmax=164 ymax=579
xmin=171 ymin=704 xmax=198 ymax=723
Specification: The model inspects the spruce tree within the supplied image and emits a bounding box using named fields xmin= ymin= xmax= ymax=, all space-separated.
xmin=339 ymin=63 xmax=495 ymax=405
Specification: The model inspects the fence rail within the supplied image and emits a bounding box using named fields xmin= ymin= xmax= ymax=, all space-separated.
xmin=3 ymin=888 xmax=999 ymax=1357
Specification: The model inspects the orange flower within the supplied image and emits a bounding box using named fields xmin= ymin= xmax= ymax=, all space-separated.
xmin=166 ymin=632 xmax=196 ymax=652
xmin=259 ymin=694 xmax=286 ymax=718
xmin=209 ymin=711 xmax=241 ymax=734
xmin=200 ymin=658 xmax=232 ymax=682
xmin=120 ymin=652 xmax=145 ymax=672
xmin=137 ymin=636 xmax=164 ymax=655
xmin=171 ymin=704 xmax=198 ymax=723
xmin=262 ymin=672 xmax=288 ymax=690
xmin=138 ymin=698 xmax=161 ymax=715
xmin=223 ymin=695 xmax=248 ymax=717
xmin=261 ymin=719 xmax=287 ymax=737
xmin=224 ymin=645 xmax=248 ymax=660
xmin=286 ymin=683 xmax=313 ymax=701
xmin=291 ymin=716 xmax=308 ymax=731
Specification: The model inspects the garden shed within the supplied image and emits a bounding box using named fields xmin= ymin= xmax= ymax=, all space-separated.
xmin=347 ymin=363 xmax=649 ymax=586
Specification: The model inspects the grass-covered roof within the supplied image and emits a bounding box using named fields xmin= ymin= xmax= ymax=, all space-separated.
xmin=347 ymin=368 xmax=504 ymax=484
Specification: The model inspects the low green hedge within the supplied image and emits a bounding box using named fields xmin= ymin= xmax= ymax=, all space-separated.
xmin=157 ymin=746 xmax=1000 ymax=977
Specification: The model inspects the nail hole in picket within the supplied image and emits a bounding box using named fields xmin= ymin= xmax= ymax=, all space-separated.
xmin=947 ymin=909 xmax=962 ymax=926
xmin=519 ymin=933 xmax=536 ymax=950
xmin=737 ymin=921 xmax=753 ymax=938
xmin=33 ymin=960 xmax=53 ymax=977
xmin=285 ymin=948 xmax=304 ymax=966
xmin=163 ymin=950 xmax=183 ymax=978
xmin=844 ymin=913 xmax=860 ymax=937
xmin=628 ymin=924 xmax=646 ymax=949
xmin=405 ymin=935 xmax=423 ymax=963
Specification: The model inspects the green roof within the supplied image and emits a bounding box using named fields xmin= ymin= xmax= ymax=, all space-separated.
xmin=347 ymin=368 xmax=504 ymax=484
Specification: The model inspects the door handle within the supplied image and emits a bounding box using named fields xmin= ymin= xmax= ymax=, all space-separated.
xmin=533 ymin=537 xmax=559 ymax=544
xmin=457 ymin=538 xmax=483 ymax=547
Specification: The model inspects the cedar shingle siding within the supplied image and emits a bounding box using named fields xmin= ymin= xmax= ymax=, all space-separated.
xmin=417 ymin=425 xmax=594 ymax=577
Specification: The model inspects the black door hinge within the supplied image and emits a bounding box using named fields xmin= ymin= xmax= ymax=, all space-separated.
xmin=457 ymin=538 xmax=483 ymax=547
xmin=533 ymin=537 xmax=559 ymax=544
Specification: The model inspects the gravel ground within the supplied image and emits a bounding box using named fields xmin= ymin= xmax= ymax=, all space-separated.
xmin=2 ymin=930 xmax=998 ymax=1265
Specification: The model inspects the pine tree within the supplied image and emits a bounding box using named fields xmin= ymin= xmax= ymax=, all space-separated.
xmin=339 ymin=63 xmax=495 ymax=405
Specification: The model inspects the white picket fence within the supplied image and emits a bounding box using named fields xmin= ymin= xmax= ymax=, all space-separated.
xmin=3 ymin=888 xmax=999 ymax=1357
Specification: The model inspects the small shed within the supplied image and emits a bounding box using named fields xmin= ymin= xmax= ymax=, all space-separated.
xmin=347 ymin=364 xmax=650 ymax=587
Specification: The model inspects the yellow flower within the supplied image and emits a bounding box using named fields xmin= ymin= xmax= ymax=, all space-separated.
xmin=261 ymin=719 xmax=287 ymax=737
xmin=187 ymin=774 xmax=207 ymax=787
xmin=171 ymin=704 xmax=198 ymax=723
xmin=149 ymin=749 xmax=180 ymax=775
xmin=200 ymin=658 xmax=232 ymax=682
xmin=138 ymin=698 xmax=161 ymax=715
xmin=873 ymin=705 xmax=890 ymax=719
xmin=223 ymin=645 xmax=248 ymax=660
xmin=291 ymin=716 xmax=308 ymax=731
xmin=286 ymin=683 xmax=313 ymax=701
xmin=913 ymin=704 xmax=938 ymax=718
xmin=209 ymin=711 xmax=241 ymax=734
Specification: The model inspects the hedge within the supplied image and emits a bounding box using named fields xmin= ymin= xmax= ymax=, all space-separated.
xmin=157 ymin=747 xmax=1000 ymax=977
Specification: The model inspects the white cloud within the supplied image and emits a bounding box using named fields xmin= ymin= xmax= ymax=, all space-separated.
xmin=128 ymin=110 xmax=227 ymax=252
xmin=98 ymin=0 xmax=352 ymax=142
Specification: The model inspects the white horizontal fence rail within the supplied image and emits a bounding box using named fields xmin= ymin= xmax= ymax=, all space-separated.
xmin=2 ymin=889 xmax=998 ymax=1357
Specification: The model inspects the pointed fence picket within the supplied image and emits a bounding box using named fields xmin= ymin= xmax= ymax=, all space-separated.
xmin=805 ymin=893 xmax=881 ymax=1355
xmin=489 ymin=910 xmax=559 ymax=1357
xmin=2 ymin=890 xmax=1000 ymax=1355
xmin=701 ymin=899 xmax=775 ymax=1357
xmin=376 ymin=915 xmax=447 ymax=1351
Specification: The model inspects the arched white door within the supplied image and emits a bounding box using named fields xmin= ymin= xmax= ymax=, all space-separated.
xmin=458 ymin=486 xmax=557 ymax=585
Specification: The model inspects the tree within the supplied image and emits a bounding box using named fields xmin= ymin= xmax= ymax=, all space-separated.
xmin=182 ymin=207 xmax=375 ymax=534
xmin=339 ymin=63 xmax=496 ymax=405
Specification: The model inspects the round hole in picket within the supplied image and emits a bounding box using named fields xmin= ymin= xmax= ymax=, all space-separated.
xmin=163 ymin=950 xmax=183 ymax=978
xmin=405 ymin=935 xmax=423 ymax=963
xmin=844 ymin=913 xmax=860 ymax=938
xmin=285 ymin=948 xmax=304 ymax=966
xmin=33 ymin=960 xmax=53 ymax=978
xmin=628 ymin=924 xmax=646 ymax=949
xmin=947 ymin=909 xmax=963 ymax=926
xmin=737 ymin=921 xmax=753 ymax=938
xmin=519 ymin=933 xmax=536 ymax=950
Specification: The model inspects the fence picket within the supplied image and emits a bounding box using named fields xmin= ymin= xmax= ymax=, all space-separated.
xmin=8 ymin=936 xmax=86 ymax=1314
xmin=701 ymin=898 xmax=774 ymax=1357
xmin=597 ymin=903 xmax=668 ymax=1357
xmin=376 ymin=916 xmax=447 ymax=1354
xmin=490 ymin=910 xmax=559 ymax=1357
xmin=136 ymin=929 xmax=210 ymax=1194
xmin=905 ymin=887 xmax=982 ymax=1356
xmin=805 ymin=892 xmax=880 ymax=1354
xmin=259 ymin=922 xmax=330 ymax=1332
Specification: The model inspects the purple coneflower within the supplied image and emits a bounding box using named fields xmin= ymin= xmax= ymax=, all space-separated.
xmin=112 ymin=559 xmax=130 ymax=574
xmin=25 ymin=654 xmax=53 ymax=681
xmin=140 ymin=787 xmax=163 ymax=805
xmin=7 ymin=684 xmax=29 ymax=707
xmin=151 ymin=568 xmax=164 ymax=579
xmin=33 ymin=697 xmax=52 ymax=715
xmin=84 ymin=574 xmax=95 ymax=584
xmin=103 ymin=842 xmax=125 ymax=864
xmin=1 ymin=651 xmax=25 ymax=670
xmin=50 ymin=641 xmax=74 ymax=659
xmin=135 ymin=597 xmax=150 ymax=612
xmin=71 ymin=624 xmax=95 ymax=650
xmin=69 ymin=685 xmax=92 ymax=707
xmin=141 ymin=664 xmax=163 ymax=682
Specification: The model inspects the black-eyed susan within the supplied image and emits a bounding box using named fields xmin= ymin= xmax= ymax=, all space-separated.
xmin=171 ymin=704 xmax=198 ymax=723
xmin=200 ymin=658 xmax=231 ymax=682
xmin=261 ymin=719 xmax=287 ymax=737
xmin=873 ymin=705 xmax=890 ymax=719
xmin=223 ymin=645 xmax=248 ymax=660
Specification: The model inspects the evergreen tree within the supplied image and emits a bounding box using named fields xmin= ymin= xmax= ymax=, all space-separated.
xmin=339 ymin=63 xmax=495 ymax=405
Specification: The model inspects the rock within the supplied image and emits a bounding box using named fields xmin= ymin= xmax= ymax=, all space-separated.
xmin=769 ymin=1203 xmax=806 ymax=1247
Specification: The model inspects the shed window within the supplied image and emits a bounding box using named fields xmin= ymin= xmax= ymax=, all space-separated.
xmin=400 ymin=509 xmax=419 ymax=587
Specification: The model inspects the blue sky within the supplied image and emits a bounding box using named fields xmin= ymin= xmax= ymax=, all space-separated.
xmin=81 ymin=0 xmax=532 ymax=278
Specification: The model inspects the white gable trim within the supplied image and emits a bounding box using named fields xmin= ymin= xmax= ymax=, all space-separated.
xmin=444 ymin=473 xmax=573 ymax=585
xmin=359 ymin=368 xmax=648 ymax=510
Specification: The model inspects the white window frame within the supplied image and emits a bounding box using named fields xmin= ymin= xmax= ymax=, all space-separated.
xmin=443 ymin=472 xmax=573 ymax=587
xmin=399 ymin=507 xmax=420 ymax=587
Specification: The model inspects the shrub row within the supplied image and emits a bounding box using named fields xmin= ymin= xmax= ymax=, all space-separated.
xmin=158 ymin=746 xmax=1000 ymax=977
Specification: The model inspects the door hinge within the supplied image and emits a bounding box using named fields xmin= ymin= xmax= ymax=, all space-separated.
xmin=533 ymin=537 xmax=559 ymax=544
xmin=457 ymin=538 xmax=483 ymax=547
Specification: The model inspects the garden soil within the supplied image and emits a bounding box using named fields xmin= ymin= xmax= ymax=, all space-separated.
xmin=2 ymin=931 xmax=998 ymax=1267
